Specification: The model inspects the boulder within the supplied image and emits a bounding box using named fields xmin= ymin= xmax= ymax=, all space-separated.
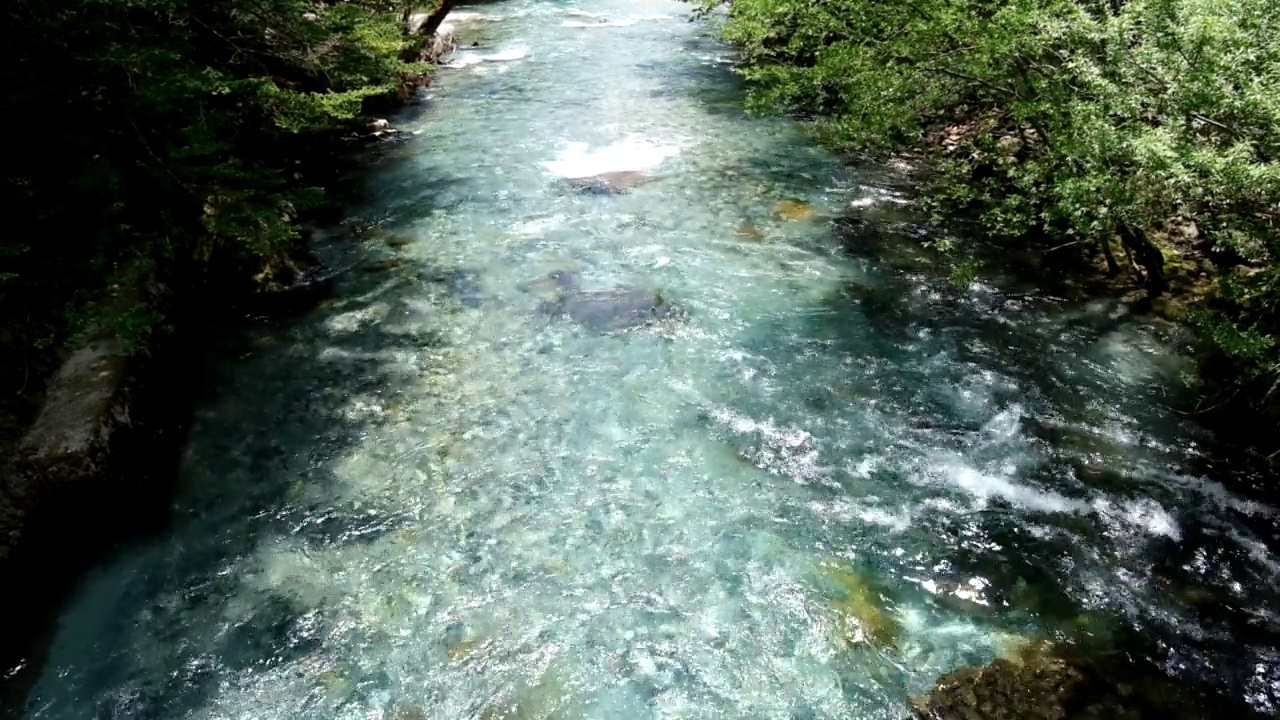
xmin=565 ymin=170 xmax=655 ymax=195
xmin=530 ymin=271 xmax=679 ymax=332
xmin=908 ymin=641 xmax=1237 ymax=720
xmin=910 ymin=648 xmax=1113 ymax=720
xmin=18 ymin=336 xmax=134 ymax=492
xmin=773 ymin=199 xmax=816 ymax=221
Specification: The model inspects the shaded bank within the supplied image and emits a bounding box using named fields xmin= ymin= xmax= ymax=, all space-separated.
xmin=0 ymin=0 xmax=438 ymax=580
xmin=0 ymin=0 xmax=477 ymax=700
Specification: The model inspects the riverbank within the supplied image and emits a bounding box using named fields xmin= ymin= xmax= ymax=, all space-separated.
xmin=7 ymin=133 xmax=471 ymax=714
xmin=0 ymin=1 xmax=469 ymax=708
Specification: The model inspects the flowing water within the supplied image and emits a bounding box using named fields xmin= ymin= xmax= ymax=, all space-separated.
xmin=15 ymin=1 xmax=1280 ymax=718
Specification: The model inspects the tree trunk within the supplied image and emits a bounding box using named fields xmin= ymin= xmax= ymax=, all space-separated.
xmin=1099 ymin=236 xmax=1120 ymax=275
xmin=1120 ymin=225 xmax=1166 ymax=296
xmin=419 ymin=0 xmax=455 ymax=38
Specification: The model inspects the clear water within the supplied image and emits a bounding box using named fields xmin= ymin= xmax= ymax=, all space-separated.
xmin=18 ymin=2 xmax=1280 ymax=718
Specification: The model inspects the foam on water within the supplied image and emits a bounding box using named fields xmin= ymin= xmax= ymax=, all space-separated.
xmin=443 ymin=46 xmax=528 ymax=68
xmin=541 ymin=135 xmax=682 ymax=178
xmin=563 ymin=19 xmax=638 ymax=27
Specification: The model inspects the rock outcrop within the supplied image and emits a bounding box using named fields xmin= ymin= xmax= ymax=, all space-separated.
xmin=17 ymin=335 xmax=135 ymax=492
xmin=1 ymin=279 xmax=188 ymax=695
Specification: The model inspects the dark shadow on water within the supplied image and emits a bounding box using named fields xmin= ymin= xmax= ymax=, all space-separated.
xmin=770 ymin=202 xmax=1280 ymax=714
xmin=3 ymin=132 xmax=480 ymax=719
xmin=636 ymin=30 xmax=750 ymax=119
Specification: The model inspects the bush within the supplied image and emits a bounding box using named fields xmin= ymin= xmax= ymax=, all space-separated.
xmin=699 ymin=0 xmax=1280 ymax=421
xmin=0 ymin=0 xmax=426 ymax=307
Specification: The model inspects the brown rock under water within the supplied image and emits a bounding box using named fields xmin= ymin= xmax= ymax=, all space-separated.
xmin=773 ymin=199 xmax=816 ymax=221
xmin=736 ymin=220 xmax=767 ymax=241
xmin=909 ymin=640 xmax=1236 ymax=720
xmin=820 ymin=560 xmax=901 ymax=650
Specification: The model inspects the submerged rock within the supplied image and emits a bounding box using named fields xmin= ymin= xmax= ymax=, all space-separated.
xmin=423 ymin=267 xmax=483 ymax=308
xmin=524 ymin=268 xmax=581 ymax=299
xmin=479 ymin=674 xmax=573 ymax=720
xmin=357 ymin=256 xmax=407 ymax=274
xmin=531 ymin=271 xmax=679 ymax=332
xmin=820 ymin=560 xmax=900 ymax=650
xmin=392 ymin=706 xmax=428 ymax=720
xmin=909 ymin=641 xmax=1230 ymax=720
xmin=547 ymin=288 xmax=678 ymax=332
xmin=736 ymin=220 xmax=767 ymax=241
xmin=382 ymin=232 xmax=414 ymax=248
xmin=773 ymin=199 xmax=817 ymax=221
xmin=443 ymin=621 xmax=488 ymax=663
xmin=565 ymin=170 xmax=655 ymax=195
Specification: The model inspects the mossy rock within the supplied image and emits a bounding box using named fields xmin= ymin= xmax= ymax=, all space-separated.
xmin=910 ymin=648 xmax=1123 ymax=720
xmin=773 ymin=199 xmax=817 ymax=221
xmin=819 ymin=560 xmax=901 ymax=650
xmin=909 ymin=640 xmax=1247 ymax=720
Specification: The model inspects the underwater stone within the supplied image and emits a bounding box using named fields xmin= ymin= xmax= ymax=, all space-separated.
xmin=530 ymin=271 xmax=680 ymax=333
xmin=907 ymin=640 xmax=1221 ymax=720
xmin=820 ymin=560 xmax=901 ymax=650
xmin=565 ymin=170 xmax=655 ymax=195
xmin=357 ymin=257 xmax=408 ymax=273
xmin=393 ymin=706 xmax=428 ymax=720
xmin=736 ymin=219 xmax=767 ymax=241
xmin=773 ymin=199 xmax=816 ymax=221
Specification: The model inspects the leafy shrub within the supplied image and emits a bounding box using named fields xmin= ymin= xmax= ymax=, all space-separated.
xmin=699 ymin=0 xmax=1280 ymax=418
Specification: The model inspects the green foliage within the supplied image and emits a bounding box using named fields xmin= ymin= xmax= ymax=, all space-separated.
xmin=0 ymin=0 xmax=425 ymax=314
xmin=702 ymin=0 xmax=1280 ymax=415
xmin=948 ymin=257 xmax=982 ymax=287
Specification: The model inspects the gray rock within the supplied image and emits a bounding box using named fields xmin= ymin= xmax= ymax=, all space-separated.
xmin=19 ymin=336 xmax=133 ymax=489
xmin=529 ymin=271 xmax=678 ymax=332
xmin=565 ymin=170 xmax=655 ymax=196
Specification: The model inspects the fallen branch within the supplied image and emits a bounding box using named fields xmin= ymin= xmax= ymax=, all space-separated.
xmin=1044 ymin=239 xmax=1084 ymax=253
xmin=1170 ymin=387 xmax=1240 ymax=417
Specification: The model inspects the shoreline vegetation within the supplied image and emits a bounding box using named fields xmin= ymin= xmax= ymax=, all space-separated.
xmin=0 ymin=0 xmax=458 ymax=703
xmin=0 ymin=0 xmax=459 ymax=546
xmin=691 ymin=0 xmax=1280 ymax=459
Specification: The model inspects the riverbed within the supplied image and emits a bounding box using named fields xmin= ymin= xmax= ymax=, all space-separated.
xmin=15 ymin=1 xmax=1280 ymax=718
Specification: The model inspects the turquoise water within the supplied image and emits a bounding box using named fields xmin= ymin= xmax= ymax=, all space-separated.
xmin=17 ymin=2 xmax=1280 ymax=718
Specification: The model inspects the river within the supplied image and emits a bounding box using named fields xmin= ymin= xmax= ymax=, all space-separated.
xmin=14 ymin=1 xmax=1280 ymax=718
